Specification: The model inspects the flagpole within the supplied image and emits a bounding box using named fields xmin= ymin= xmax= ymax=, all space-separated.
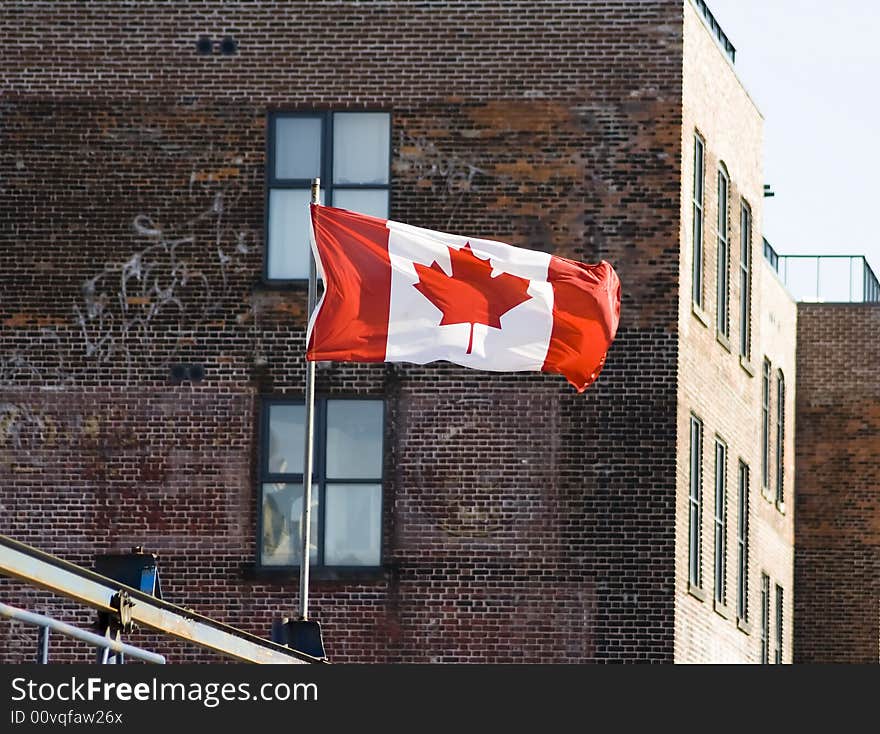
xmin=298 ymin=177 xmax=320 ymax=621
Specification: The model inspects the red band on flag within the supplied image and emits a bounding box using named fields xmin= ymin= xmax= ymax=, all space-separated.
xmin=307 ymin=205 xmax=392 ymax=362
xmin=542 ymin=256 xmax=621 ymax=392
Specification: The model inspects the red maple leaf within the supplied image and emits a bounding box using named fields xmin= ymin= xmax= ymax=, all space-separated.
xmin=412 ymin=243 xmax=533 ymax=354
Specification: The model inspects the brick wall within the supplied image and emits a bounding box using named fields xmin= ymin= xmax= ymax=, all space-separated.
xmin=0 ymin=1 xmax=684 ymax=662
xmin=795 ymin=304 xmax=880 ymax=663
xmin=675 ymin=1 xmax=795 ymax=662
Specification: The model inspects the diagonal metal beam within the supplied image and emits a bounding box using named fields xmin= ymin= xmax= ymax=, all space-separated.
xmin=0 ymin=534 xmax=320 ymax=664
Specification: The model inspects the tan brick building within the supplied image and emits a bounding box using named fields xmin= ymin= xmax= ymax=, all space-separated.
xmin=1 ymin=0 xmax=861 ymax=664
xmin=675 ymin=1 xmax=796 ymax=662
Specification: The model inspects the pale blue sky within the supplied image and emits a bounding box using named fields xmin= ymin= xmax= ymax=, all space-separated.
xmin=706 ymin=0 xmax=880 ymax=275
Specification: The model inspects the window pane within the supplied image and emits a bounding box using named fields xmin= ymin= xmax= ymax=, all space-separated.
xmin=741 ymin=205 xmax=751 ymax=261
xmin=692 ymin=209 xmax=703 ymax=304
xmin=762 ymin=361 xmax=771 ymax=487
xmin=268 ymin=188 xmax=315 ymax=280
xmin=333 ymin=112 xmax=390 ymax=185
xmin=717 ymin=238 xmax=728 ymax=335
xmin=332 ymin=188 xmax=389 ymax=219
xmin=761 ymin=574 xmax=770 ymax=663
xmin=260 ymin=482 xmax=319 ymax=566
xmin=740 ymin=268 xmax=750 ymax=356
xmin=324 ymin=483 xmax=382 ymax=565
xmin=777 ymin=375 xmax=785 ymax=503
xmin=268 ymin=404 xmax=304 ymax=474
xmin=275 ymin=117 xmax=322 ymax=180
xmin=326 ymin=400 xmax=384 ymax=478
xmin=775 ymin=585 xmax=784 ymax=663
xmin=714 ymin=441 xmax=726 ymax=603
xmin=689 ymin=418 xmax=702 ymax=587
xmin=737 ymin=463 xmax=749 ymax=621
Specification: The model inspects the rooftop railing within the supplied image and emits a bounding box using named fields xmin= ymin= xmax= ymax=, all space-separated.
xmin=763 ymin=237 xmax=779 ymax=271
xmin=692 ymin=0 xmax=736 ymax=63
xmin=774 ymin=254 xmax=880 ymax=303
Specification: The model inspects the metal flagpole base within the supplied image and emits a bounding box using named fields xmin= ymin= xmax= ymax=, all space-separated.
xmin=271 ymin=617 xmax=327 ymax=660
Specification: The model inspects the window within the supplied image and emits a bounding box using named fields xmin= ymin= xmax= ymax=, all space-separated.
xmin=774 ymin=585 xmax=784 ymax=664
xmin=736 ymin=461 xmax=749 ymax=623
xmin=259 ymin=397 xmax=384 ymax=568
xmin=762 ymin=359 xmax=771 ymax=490
xmin=714 ymin=439 xmax=727 ymax=606
xmin=776 ymin=371 xmax=785 ymax=505
xmin=266 ymin=111 xmax=391 ymax=280
xmin=689 ymin=415 xmax=703 ymax=590
xmin=692 ymin=134 xmax=705 ymax=308
xmin=739 ymin=201 xmax=752 ymax=358
xmin=716 ymin=166 xmax=730 ymax=338
xmin=760 ymin=573 xmax=770 ymax=664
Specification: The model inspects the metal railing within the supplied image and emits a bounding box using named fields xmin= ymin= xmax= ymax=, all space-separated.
xmin=763 ymin=237 xmax=779 ymax=271
xmin=0 ymin=534 xmax=321 ymax=664
xmin=0 ymin=602 xmax=165 ymax=664
xmin=775 ymin=254 xmax=880 ymax=303
xmin=692 ymin=0 xmax=736 ymax=63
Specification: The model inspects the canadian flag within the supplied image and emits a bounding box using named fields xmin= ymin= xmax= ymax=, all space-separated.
xmin=307 ymin=204 xmax=621 ymax=392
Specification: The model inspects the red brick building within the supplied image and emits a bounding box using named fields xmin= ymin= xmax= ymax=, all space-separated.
xmin=794 ymin=300 xmax=880 ymax=663
xmin=0 ymin=0 xmax=828 ymax=663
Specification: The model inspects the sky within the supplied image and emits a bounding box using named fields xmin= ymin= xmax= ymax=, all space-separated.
xmin=706 ymin=0 xmax=880 ymax=275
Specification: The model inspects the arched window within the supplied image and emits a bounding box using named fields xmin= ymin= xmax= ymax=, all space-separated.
xmin=739 ymin=201 xmax=752 ymax=358
xmin=716 ymin=163 xmax=730 ymax=338
xmin=692 ymin=133 xmax=706 ymax=308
